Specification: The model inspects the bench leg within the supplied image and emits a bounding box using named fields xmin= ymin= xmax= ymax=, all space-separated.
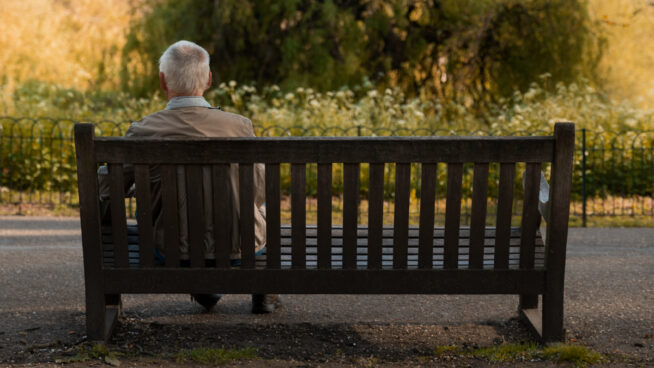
xmin=86 ymin=290 xmax=120 ymax=343
xmin=542 ymin=290 xmax=565 ymax=342
xmin=105 ymin=294 xmax=122 ymax=317
xmin=519 ymin=294 xmax=538 ymax=310
xmin=85 ymin=287 xmax=107 ymax=342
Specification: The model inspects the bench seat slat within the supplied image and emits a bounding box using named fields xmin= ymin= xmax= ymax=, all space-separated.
xmin=101 ymin=225 xmax=544 ymax=270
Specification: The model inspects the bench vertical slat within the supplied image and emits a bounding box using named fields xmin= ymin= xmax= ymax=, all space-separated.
xmin=212 ymin=164 xmax=232 ymax=268
xmin=443 ymin=163 xmax=463 ymax=269
xmin=393 ymin=163 xmax=411 ymax=269
xmin=543 ymin=123 xmax=575 ymax=342
xmin=342 ymin=163 xmax=360 ymax=269
xmin=469 ymin=163 xmax=489 ymax=269
xmin=108 ymin=163 xmax=129 ymax=268
xmin=494 ymin=162 xmax=515 ymax=269
xmin=160 ymin=165 xmax=180 ymax=267
xmin=291 ymin=164 xmax=307 ymax=269
xmin=134 ymin=165 xmax=154 ymax=267
xmin=519 ymin=162 xmax=542 ymax=310
xmin=185 ymin=165 xmax=205 ymax=268
xmin=520 ymin=163 xmax=541 ymax=270
xmin=317 ymin=163 xmax=332 ymax=269
xmin=367 ymin=163 xmax=385 ymax=269
xmin=265 ymin=164 xmax=281 ymax=269
xmin=239 ymin=163 xmax=255 ymax=269
xmin=418 ymin=163 xmax=437 ymax=269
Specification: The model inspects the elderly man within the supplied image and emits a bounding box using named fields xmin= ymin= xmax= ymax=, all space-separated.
xmin=98 ymin=40 xmax=279 ymax=313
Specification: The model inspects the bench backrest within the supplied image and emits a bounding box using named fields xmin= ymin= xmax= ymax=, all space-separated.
xmin=74 ymin=123 xmax=574 ymax=274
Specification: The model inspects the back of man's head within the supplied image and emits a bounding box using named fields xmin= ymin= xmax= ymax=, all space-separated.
xmin=159 ymin=40 xmax=210 ymax=95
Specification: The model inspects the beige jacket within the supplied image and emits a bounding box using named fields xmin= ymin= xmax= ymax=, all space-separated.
xmin=99 ymin=104 xmax=266 ymax=260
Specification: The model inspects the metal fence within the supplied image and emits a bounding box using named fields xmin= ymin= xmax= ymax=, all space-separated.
xmin=1 ymin=117 xmax=652 ymax=225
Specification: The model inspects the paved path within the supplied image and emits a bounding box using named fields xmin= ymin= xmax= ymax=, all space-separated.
xmin=0 ymin=216 xmax=652 ymax=363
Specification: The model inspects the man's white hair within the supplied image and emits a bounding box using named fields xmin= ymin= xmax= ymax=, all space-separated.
xmin=159 ymin=40 xmax=210 ymax=94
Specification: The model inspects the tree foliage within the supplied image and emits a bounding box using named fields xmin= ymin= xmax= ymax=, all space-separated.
xmin=121 ymin=0 xmax=603 ymax=108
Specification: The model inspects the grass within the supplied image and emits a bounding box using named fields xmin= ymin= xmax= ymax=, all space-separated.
xmin=434 ymin=344 xmax=459 ymax=357
xmin=468 ymin=342 xmax=541 ymax=362
xmin=433 ymin=342 xmax=605 ymax=367
xmin=543 ymin=344 xmax=603 ymax=366
xmin=173 ymin=346 xmax=258 ymax=365
xmin=56 ymin=343 xmax=122 ymax=364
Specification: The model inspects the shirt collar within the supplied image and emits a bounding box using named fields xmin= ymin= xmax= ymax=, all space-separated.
xmin=165 ymin=96 xmax=212 ymax=110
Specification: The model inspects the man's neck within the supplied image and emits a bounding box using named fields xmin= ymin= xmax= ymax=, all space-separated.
xmin=166 ymin=91 xmax=203 ymax=100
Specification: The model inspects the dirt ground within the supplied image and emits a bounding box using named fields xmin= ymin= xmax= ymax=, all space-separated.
xmin=1 ymin=217 xmax=652 ymax=367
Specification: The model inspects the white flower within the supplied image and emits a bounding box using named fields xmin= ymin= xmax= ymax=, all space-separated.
xmin=229 ymin=80 xmax=237 ymax=88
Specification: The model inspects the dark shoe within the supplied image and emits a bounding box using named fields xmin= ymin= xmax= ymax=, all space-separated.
xmin=191 ymin=293 xmax=222 ymax=311
xmin=251 ymin=294 xmax=281 ymax=314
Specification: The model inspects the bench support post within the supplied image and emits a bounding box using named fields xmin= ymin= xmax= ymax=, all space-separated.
xmin=542 ymin=123 xmax=575 ymax=342
xmin=75 ymin=124 xmax=118 ymax=343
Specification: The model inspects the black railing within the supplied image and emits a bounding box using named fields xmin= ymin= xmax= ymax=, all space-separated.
xmin=1 ymin=117 xmax=652 ymax=225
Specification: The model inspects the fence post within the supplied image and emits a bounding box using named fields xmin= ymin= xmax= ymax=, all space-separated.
xmin=581 ymin=128 xmax=587 ymax=228
xmin=357 ymin=125 xmax=362 ymax=137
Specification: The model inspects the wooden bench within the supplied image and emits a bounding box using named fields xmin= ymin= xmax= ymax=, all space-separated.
xmin=74 ymin=122 xmax=575 ymax=343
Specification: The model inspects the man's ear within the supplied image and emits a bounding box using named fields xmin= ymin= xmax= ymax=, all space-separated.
xmin=159 ymin=72 xmax=168 ymax=92
xmin=206 ymin=71 xmax=212 ymax=89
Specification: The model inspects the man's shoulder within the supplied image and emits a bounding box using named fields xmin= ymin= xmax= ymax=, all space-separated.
xmin=127 ymin=107 xmax=253 ymax=138
xmin=204 ymin=107 xmax=251 ymax=124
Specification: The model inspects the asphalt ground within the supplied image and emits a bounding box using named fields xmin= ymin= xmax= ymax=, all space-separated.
xmin=0 ymin=216 xmax=652 ymax=364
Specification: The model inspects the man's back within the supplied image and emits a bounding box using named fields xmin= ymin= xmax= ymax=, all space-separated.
xmin=99 ymin=105 xmax=267 ymax=263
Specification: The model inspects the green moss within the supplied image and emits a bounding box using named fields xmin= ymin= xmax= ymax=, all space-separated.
xmin=57 ymin=343 xmax=120 ymax=364
xmin=454 ymin=342 xmax=605 ymax=367
xmin=174 ymin=346 xmax=258 ymax=365
xmin=434 ymin=345 xmax=460 ymax=356
xmin=469 ymin=342 xmax=540 ymax=362
xmin=543 ymin=343 xmax=603 ymax=366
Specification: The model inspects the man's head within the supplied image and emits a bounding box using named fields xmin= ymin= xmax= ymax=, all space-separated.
xmin=158 ymin=40 xmax=211 ymax=98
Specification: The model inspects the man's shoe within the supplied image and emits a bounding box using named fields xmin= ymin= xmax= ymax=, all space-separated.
xmin=251 ymin=294 xmax=281 ymax=314
xmin=191 ymin=293 xmax=222 ymax=311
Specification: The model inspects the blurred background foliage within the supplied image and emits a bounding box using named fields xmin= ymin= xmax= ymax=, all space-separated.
xmin=0 ymin=0 xmax=651 ymax=222
xmin=0 ymin=0 xmax=652 ymax=115
xmin=120 ymin=0 xmax=602 ymax=109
